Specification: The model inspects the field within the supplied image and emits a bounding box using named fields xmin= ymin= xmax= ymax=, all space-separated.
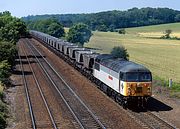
xmin=85 ymin=23 xmax=180 ymax=83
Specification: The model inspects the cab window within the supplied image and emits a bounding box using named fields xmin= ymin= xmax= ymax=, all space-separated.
xmin=122 ymin=72 xmax=152 ymax=82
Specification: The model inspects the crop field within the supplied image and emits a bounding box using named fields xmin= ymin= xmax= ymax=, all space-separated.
xmin=85 ymin=23 xmax=180 ymax=83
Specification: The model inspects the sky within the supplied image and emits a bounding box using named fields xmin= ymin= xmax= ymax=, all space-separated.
xmin=0 ymin=0 xmax=180 ymax=18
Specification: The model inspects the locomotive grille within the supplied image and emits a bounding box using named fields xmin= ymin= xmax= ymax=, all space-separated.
xmin=136 ymin=86 xmax=142 ymax=93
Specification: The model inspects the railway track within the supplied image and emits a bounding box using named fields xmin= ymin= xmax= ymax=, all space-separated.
xmin=28 ymin=37 xmax=178 ymax=129
xmin=18 ymin=41 xmax=58 ymax=129
xmin=127 ymin=109 xmax=176 ymax=129
xmin=23 ymin=38 xmax=106 ymax=129
xmin=18 ymin=45 xmax=36 ymax=129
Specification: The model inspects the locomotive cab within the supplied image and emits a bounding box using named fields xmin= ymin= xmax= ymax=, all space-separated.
xmin=120 ymin=72 xmax=152 ymax=97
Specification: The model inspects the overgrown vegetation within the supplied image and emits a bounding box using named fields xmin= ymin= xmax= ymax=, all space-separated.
xmin=153 ymin=76 xmax=180 ymax=98
xmin=23 ymin=7 xmax=180 ymax=32
xmin=0 ymin=11 xmax=28 ymax=128
xmin=0 ymin=60 xmax=11 ymax=84
xmin=0 ymin=99 xmax=8 ymax=129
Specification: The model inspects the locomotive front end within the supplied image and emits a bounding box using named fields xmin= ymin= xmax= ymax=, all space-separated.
xmin=121 ymin=72 xmax=152 ymax=97
xmin=119 ymin=63 xmax=152 ymax=107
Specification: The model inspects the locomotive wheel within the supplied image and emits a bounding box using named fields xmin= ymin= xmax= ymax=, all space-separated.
xmin=122 ymin=101 xmax=127 ymax=109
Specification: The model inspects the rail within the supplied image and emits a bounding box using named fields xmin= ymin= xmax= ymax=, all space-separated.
xmin=19 ymin=41 xmax=58 ymax=129
xmin=25 ymin=38 xmax=106 ymax=129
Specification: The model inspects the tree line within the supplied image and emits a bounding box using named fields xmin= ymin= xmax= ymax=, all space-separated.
xmin=0 ymin=11 xmax=27 ymax=128
xmin=23 ymin=7 xmax=180 ymax=32
xmin=26 ymin=17 xmax=92 ymax=46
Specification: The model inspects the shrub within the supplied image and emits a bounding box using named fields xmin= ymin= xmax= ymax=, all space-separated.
xmin=0 ymin=101 xmax=8 ymax=114
xmin=0 ymin=100 xmax=8 ymax=129
xmin=118 ymin=28 xmax=126 ymax=34
xmin=161 ymin=29 xmax=172 ymax=39
xmin=0 ymin=113 xmax=6 ymax=129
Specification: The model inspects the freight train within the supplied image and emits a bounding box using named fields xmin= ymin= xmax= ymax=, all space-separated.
xmin=30 ymin=30 xmax=152 ymax=108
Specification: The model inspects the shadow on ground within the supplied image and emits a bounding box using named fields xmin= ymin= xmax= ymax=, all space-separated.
xmin=12 ymin=70 xmax=32 ymax=76
xmin=17 ymin=55 xmax=46 ymax=59
xmin=128 ymin=97 xmax=173 ymax=112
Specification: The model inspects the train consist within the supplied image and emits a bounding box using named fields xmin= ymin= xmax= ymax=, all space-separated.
xmin=30 ymin=30 xmax=152 ymax=108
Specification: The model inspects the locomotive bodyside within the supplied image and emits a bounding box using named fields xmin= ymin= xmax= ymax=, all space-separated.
xmin=93 ymin=54 xmax=152 ymax=106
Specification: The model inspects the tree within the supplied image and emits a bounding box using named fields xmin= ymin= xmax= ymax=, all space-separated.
xmin=109 ymin=24 xmax=116 ymax=32
xmin=0 ymin=12 xmax=28 ymax=43
xmin=67 ymin=23 xmax=92 ymax=46
xmin=97 ymin=24 xmax=108 ymax=32
xmin=175 ymin=14 xmax=180 ymax=22
xmin=111 ymin=45 xmax=129 ymax=60
xmin=23 ymin=7 xmax=180 ymax=31
xmin=29 ymin=18 xmax=65 ymax=38
xmin=47 ymin=22 xmax=65 ymax=38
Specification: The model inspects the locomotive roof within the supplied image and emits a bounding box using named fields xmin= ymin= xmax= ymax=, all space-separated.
xmin=96 ymin=54 xmax=151 ymax=73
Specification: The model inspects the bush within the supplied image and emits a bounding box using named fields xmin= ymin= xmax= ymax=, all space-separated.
xmin=0 ymin=101 xmax=8 ymax=114
xmin=118 ymin=28 xmax=126 ymax=34
xmin=161 ymin=29 xmax=172 ymax=39
xmin=0 ymin=60 xmax=11 ymax=83
xmin=0 ymin=101 xmax=8 ymax=129
xmin=0 ymin=112 xmax=6 ymax=129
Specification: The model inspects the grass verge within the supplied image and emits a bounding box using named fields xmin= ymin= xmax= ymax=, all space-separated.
xmin=153 ymin=76 xmax=180 ymax=98
xmin=0 ymin=82 xmax=8 ymax=129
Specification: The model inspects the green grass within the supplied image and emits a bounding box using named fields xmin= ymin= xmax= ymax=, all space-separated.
xmin=126 ymin=22 xmax=180 ymax=34
xmin=85 ymin=23 xmax=180 ymax=85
